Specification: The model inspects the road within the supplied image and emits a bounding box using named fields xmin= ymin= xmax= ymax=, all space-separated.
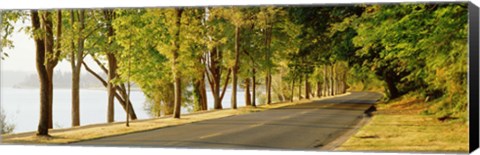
xmin=73 ymin=92 xmax=382 ymax=150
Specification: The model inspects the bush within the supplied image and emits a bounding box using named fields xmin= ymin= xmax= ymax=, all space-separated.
xmin=0 ymin=108 xmax=15 ymax=134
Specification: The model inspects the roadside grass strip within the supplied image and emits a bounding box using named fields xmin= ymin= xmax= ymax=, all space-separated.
xmin=336 ymin=96 xmax=468 ymax=152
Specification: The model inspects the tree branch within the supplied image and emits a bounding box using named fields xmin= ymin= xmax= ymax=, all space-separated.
xmin=89 ymin=54 xmax=109 ymax=75
xmin=219 ymin=68 xmax=232 ymax=101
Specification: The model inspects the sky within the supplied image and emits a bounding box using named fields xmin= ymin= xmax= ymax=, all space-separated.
xmin=1 ymin=20 xmax=101 ymax=73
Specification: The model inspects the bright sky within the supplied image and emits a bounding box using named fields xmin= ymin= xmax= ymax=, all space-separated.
xmin=1 ymin=20 xmax=101 ymax=73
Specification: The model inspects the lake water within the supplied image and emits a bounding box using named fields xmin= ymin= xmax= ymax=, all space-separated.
xmin=1 ymin=87 xmax=247 ymax=133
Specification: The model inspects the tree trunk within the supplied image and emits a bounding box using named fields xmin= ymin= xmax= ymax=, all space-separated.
xmin=337 ymin=73 xmax=343 ymax=94
xmin=172 ymin=8 xmax=184 ymax=119
xmin=193 ymin=74 xmax=207 ymax=111
xmin=305 ymin=74 xmax=310 ymax=99
xmin=252 ymin=68 xmax=256 ymax=107
xmin=32 ymin=10 xmax=49 ymax=136
xmin=323 ymin=65 xmax=328 ymax=97
xmin=194 ymin=56 xmax=208 ymax=110
xmin=329 ymin=65 xmax=334 ymax=96
xmin=45 ymin=16 xmax=54 ymax=129
xmin=213 ymin=92 xmax=221 ymax=109
xmin=290 ymin=77 xmax=295 ymax=102
xmin=71 ymin=69 xmax=80 ymax=127
xmin=385 ymin=74 xmax=400 ymax=99
xmin=41 ymin=11 xmax=55 ymax=129
xmin=265 ymin=21 xmax=273 ymax=105
xmin=316 ymin=81 xmax=321 ymax=98
xmin=298 ymin=75 xmax=302 ymax=100
xmin=245 ymin=78 xmax=251 ymax=106
xmin=106 ymin=53 xmax=116 ymax=123
xmin=206 ymin=46 xmax=231 ymax=110
xmin=71 ymin=10 xmax=85 ymax=127
xmin=231 ymin=26 xmax=240 ymax=109
xmin=342 ymin=71 xmax=347 ymax=93
xmin=266 ymin=74 xmax=271 ymax=104
xmin=104 ymin=9 xmax=117 ymax=123
xmin=210 ymin=47 xmax=222 ymax=110
xmin=200 ymin=77 xmax=208 ymax=110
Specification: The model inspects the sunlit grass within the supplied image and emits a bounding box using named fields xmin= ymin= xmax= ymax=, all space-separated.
xmin=336 ymin=95 xmax=469 ymax=152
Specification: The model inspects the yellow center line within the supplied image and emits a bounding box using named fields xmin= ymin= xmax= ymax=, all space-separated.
xmin=199 ymin=132 xmax=223 ymax=139
xmin=280 ymin=115 xmax=293 ymax=119
xmin=248 ymin=123 xmax=265 ymax=128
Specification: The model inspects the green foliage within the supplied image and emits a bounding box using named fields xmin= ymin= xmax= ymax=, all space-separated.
xmin=343 ymin=3 xmax=467 ymax=114
xmin=7 ymin=4 xmax=467 ymax=119
xmin=1 ymin=10 xmax=27 ymax=60
xmin=0 ymin=108 xmax=15 ymax=134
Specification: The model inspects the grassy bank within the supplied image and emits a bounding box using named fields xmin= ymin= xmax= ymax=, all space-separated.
xmin=336 ymin=94 xmax=469 ymax=152
xmin=1 ymin=93 xmax=349 ymax=144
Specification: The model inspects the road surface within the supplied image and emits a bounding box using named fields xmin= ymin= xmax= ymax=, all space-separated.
xmin=74 ymin=91 xmax=382 ymax=150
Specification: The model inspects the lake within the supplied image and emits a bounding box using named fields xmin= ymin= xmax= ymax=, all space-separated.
xmin=1 ymin=87 xmax=247 ymax=133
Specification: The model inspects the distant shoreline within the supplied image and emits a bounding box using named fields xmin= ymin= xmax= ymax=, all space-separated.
xmin=4 ymin=86 xmax=143 ymax=91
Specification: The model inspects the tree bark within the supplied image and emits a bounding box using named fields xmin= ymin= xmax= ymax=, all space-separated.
xmin=305 ymin=74 xmax=310 ymax=99
xmin=41 ymin=11 xmax=56 ymax=129
xmin=106 ymin=53 xmax=116 ymax=123
xmin=290 ymin=77 xmax=295 ymax=102
xmin=385 ymin=73 xmax=400 ymax=99
xmin=193 ymin=73 xmax=208 ymax=111
xmin=206 ymin=46 xmax=231 ymax=110
xmin=200 ymin=71 xmax=208 ymax=110
xmin=329 ymin=65 xmax=334 ymax=96
xmin=104 ymin=9 xmax=117 ymax=123
xmin=252 ymin=68 xmax=256 ymax=107
xmin=244 ymin=78 xmax=251 ymax=106
xmin=71 ymin=10 xmax=85 ymax=127
xmin=265 ymin=28 xmax=272 ymax=105
xmin=194 ymin=56 xmax=208 ymax=111
xmin=231 ymin=26 xmax=240 ymax=109
xmin=266 ymin=74 xmax=272 ymax=104
xmin=323 ymin=65 xmax=328 ymax=97
xmin=172 ymin=8 xmax=184 ymax=119
xmin=32 ymin=10 xmax=49 ymax=136
xmin=298 ymin=75 xmax=302 ymax=100
xmin=316 ymin=81 xmax=321 ymax=98
xmin=343 ymin=70 xmax=348 ymax=93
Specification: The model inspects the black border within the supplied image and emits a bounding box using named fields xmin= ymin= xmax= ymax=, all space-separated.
xmin=469 ymin=2 xmax=479 ymax=153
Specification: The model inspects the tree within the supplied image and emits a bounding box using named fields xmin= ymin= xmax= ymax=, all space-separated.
xmin=69 ymin=10 xmax=85 ymax=126
xmin=31 ymin=10 xmax=50 ymax=136
xmin=103 ymin=9 xmax=117 ymax=123
xmin=170 ymin=8 xmax=184 ymax=118
xmin=65 ymin=10 xmax=100 ymax=126
xmin=257 ymin=7 xmax=280 ymax=105
xmin=42 ymin=10 xmax=63 ymax=129
xmin=113 ymin=9 xmax=173 ymax=117
xmin=204 ymin=7 xmax=234 ymax=110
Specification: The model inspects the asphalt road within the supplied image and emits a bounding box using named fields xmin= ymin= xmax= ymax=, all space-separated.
xmin=73 ymin=92 xmax=382 ymax=150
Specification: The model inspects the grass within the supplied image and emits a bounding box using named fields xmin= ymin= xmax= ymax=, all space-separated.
xmin=336 ymin=94 xmax=469 ymax=152
xmin=1 ymin=94 xmax=343 ymax=144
